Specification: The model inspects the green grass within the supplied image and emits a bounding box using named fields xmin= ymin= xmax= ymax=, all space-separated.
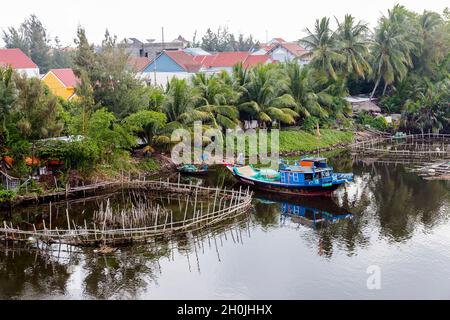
xmin=278 ymin=129 xmax=354 ymax=153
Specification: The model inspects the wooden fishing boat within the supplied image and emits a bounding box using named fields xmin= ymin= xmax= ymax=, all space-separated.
xmin=226 ymin=157 xmax=353 ymax=197
xmin=178 ymin=164 xmax=209 ymax=176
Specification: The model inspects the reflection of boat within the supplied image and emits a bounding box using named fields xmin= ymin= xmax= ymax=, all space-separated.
xmin=227 ymin=157 xmax=353 ymax=197
xmin=256 ymin=194 xmax=352 ymax=229
xmin=178 ymin=164 xmax=209 ymax=176
xmin=281 ymin=202 xmax=353 ymax=229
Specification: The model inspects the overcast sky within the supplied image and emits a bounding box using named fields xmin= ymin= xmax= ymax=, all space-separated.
xmin=1 ymin=0 xmax=448 ymax=47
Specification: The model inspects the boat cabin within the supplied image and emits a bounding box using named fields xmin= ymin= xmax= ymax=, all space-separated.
xmin=279 ymin=157 xmax=333 ymax=186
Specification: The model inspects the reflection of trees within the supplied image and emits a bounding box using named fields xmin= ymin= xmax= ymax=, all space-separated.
xmin=252 ymin=202 xmax=280 ymax=228
xmin=81 ymin=244 xmax=170 ymax=299
xmin=368 ymin=163 xmax=450 ymax=241
xmin=0 ymin=247 xmax=71 ymax=299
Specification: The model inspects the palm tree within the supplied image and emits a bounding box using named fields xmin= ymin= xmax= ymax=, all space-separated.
xmin=161 ymin=77 xmax=207 ymax=124
xmin=300 ymin=17 xmax=343 ymax=80
xmin=237 ymin=64 xmax=299 ymax=126
xmin=335 ymin=14 xmax=372 ymax=80
xmin=370 ymin=7 xmax=416 ymax=99
xmin=416 ymin=10 xmax=444 ymax=76
xmin=283 ymin=62 xmax=330 ymax=119
xmin=192 ymin=73 xmax=240 ymax=129
xmin=401 ymin=79 xmax=450 ymax=133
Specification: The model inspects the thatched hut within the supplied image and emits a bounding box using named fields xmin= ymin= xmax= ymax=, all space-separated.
xmin=346 ymin=96 xmax=382 ymax=115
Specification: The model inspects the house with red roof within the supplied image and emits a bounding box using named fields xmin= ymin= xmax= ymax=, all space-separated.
xmin=127 ymin=56 xmax=152 ymax=73
xmin=41 ymin=68 xmax=80 ymax=101
xmin=0 ymin=48 xmax=40 ymax=78
xmin=253 ymin=38 xmax=310 ymax=65
xmin=141 ymin=50 xmax=203 ymax=86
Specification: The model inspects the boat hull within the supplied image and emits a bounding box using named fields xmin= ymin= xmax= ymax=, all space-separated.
xmin=231 ymin=173 xmax=341 ymax=197
xmin=178 ymin=169 xmax=209 ymax=176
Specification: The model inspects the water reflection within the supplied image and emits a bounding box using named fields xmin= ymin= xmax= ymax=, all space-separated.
xmin=1 ymin=150 xmax=450 ymax=299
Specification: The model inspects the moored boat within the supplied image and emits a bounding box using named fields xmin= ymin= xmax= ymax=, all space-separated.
xmin=178 ymin=164 xmax=209 ymax=175
xmin=226 ymin=157 xmax=353 ymax=197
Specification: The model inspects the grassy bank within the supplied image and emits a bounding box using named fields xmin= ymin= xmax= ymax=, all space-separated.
xmin=279 ymin=129 xmax=354 ymax=154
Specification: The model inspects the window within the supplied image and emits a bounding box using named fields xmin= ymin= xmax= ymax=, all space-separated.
xmin=304 ymin=173 xmax=313 ymax=181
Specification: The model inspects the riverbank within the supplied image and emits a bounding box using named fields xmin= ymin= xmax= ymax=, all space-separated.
xmin=279 ymin=129 xmax=354 ymax=156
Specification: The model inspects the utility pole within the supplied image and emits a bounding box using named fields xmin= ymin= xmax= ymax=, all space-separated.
xmin=161 ymin=27 xmax=165 ymax=50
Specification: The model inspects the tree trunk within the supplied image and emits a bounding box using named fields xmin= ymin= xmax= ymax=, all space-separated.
xmin=382 ymin=82 xmax=388 ymax=96
xmin=370 ymin=77 xmax=381 ymax=100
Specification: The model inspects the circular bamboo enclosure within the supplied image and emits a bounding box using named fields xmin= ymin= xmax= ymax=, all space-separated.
xmin=0 ymin=180 xmax=254 ymax=247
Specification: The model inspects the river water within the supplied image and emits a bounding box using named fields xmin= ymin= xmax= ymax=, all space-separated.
xmin=1 ymin=150 xmax=449 ymax=299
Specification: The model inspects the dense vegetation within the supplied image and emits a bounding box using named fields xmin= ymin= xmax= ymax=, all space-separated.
xmin=1 ymin=5 xmax=449 ymax=183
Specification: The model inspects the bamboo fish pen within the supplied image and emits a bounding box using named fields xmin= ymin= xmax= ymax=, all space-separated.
xmin=0 ymin=179 xmax=254 ymax=247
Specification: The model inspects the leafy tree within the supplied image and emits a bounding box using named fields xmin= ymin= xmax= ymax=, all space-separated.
xmin=123 ymin=110 xmax=167 ymax=145
xmin=87 ymin=108 xmax=136 ymax=157
xmin=13 ymin=74 xmax=65 ymax=141
xmin=20 ymin=15 xmax=52 ymax=73
xmin=78 ymin=30 xmax=149 ymax=118
xmin=0 ymin=67 xmax=17 ymax=147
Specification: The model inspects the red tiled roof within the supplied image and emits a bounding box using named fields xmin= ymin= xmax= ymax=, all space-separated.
xmin=0 ymin=48 xmax=37 ymax=69
xmin=128 ymin=56 xmax=152 ymax=72
xmin=272 ymin=43 xmax=308 ymax=58
xmin=243 ymin=55 xmax=272 ymax=68
xmin=48 ymin=68 xmax=80 ymax=87
xmin=272 ymin=38 xmax=286 ymax=43
xmin=164 ymin=50 xmax=202 ymax=72
xmin=193 ymin=55 xmax=216 ymax=66
xmin=194 ymin=52 xmax=272 ymax=69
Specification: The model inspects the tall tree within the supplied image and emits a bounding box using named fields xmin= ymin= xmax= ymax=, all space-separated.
xmin=300 ymin=17 xmax=343 ymax=80
xmin=3 ymin=15 xmax=52 ymax=73
xmin=335 ymin=15 xmax=372 ymax=80
xmin=73 ymin=26 xmax=97 ymax=78
xmin=370 ymin=6 xmax=416 ymax=98
xmin=0 ymin=67 xmax=17 ymax=147
xmin=2 ymin=27 xmax=29 ymax=54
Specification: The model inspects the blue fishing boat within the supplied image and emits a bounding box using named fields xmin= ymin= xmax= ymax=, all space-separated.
xmin=226 ymin=157 xmax=353 ymax=197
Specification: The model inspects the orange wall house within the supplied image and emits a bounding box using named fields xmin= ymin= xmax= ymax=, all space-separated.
xmin=42 ymin=68 xmax=79 ymax=101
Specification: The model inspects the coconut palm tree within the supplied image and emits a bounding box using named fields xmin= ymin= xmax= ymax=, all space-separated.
xmin=401 ymin=79 xmax=450 ymax=133
xmin=161 ymin=77 xmax=207 ymax=124
xmin=283 ymin=62 xmax=330 ymax=119
xmin=237 ymin=64 xmax=299 ymax=126
xmin=192 ymin=73 xmax=240 ymax=129
xmin=370 ymin=7 xmax=416 ymax=99
xmin=335 ymin=14 xmax=372 ymax=80
xmin=300 ymin=17 xmax=344 ymax=80
xmin=416 ymin=10 xmax=445 ymax=76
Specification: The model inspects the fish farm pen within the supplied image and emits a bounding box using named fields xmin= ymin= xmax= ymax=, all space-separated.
xmin=351 ymin=133 xmax=450 ymax=180
xmin=351 ymin=133 xmax=450 ymax=159
xmin=0 ymin=179 xmax=254 ymax=247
